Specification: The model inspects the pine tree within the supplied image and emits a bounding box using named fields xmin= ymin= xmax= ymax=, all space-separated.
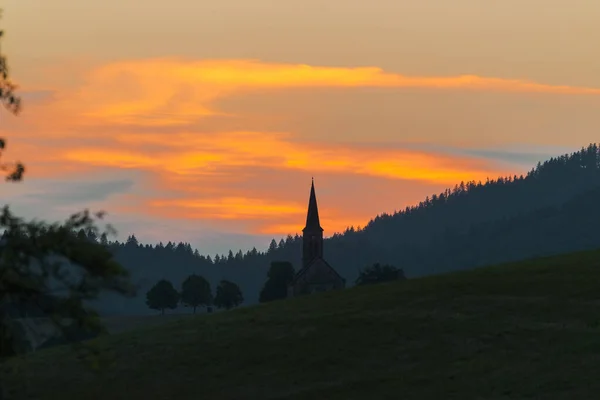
xmin=268 ymin=239 xmax=277 ymax=254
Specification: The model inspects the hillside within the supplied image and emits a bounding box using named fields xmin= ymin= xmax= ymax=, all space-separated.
xmin=5 ymin=248 xmax=600 ymax=399
xmin=90 ymin=143 xmax=600 ymax=315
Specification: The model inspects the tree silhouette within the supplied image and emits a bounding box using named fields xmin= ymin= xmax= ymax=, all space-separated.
xmin=214 ymin=280 xmax=244 ymax=310
xmin=259 ymin=261 xmax=295 ymax=303
xmin=0 ymin=15 xmax=134 ymax=367
xmin=267 ymin=239 xmax=277 ymax=254
xmin=0 ymin=17 xmax=24 ymax=182
xmin=355 ymin=263 xmax=406 ymax=286
xmin=146 ymin=280 xmax=179 ymax=315
xmin=0 ymin=209 xmax=135 ymax=358
xmin=180 ymin=274 xmax=212 ymax=313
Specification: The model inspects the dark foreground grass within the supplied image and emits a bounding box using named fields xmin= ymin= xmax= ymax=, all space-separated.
xmin=5 ymin=249 xmax=600 ymax=399
xmin=101 ymin=313 xmax=196 ymax=335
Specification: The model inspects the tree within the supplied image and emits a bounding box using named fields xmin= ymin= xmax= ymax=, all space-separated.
xmin=146 ymin=279 xmax=179 ymax=315
xmin=0 ymin=208 xmax=135 ymax=357
xmin=214 ymin=280 xmax=243 ymax=310
xmin=0 ymin=18 xmax=23 ymax=182
xmin=355 ymin=263 xmax=406 ymax=286
xmin=125 ymin=234 xmax=139 ymax=247
xmin=267 ymin=238 xmax=277 ymax=254
xmin=234 ymin=250 xmax=243 ymax=261
xmin=259 ymin=261 xmax=295 ymax=303
xmin=0 ymin=13 xmax=135 ymax=374
xmin=180 ymin=274 xmax=211 ymax=313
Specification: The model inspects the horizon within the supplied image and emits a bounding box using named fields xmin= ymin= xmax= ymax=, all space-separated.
xmin=10 ymin=149 xmax=589 ymax=258
xmin=2 ymin=1 xmax=598 ymax=255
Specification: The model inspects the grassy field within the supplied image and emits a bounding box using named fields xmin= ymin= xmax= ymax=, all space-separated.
xmin=5 ymin=249 xmax=600 ymax=399
xmin=101 ymin=313 xmax=198 ymax=335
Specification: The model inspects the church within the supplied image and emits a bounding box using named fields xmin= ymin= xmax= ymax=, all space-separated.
xmin=288 ymin=179 xmax=346 ymax=297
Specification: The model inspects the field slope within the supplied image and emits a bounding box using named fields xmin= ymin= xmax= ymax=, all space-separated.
xmin=5 ymin=249 xmax=600 ymax=399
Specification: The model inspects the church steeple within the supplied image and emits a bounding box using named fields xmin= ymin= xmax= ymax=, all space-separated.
xmin=305 ymin=177 xmax=323 ymax=232
xmin=302 ymin=178 xmax=324 ymax=268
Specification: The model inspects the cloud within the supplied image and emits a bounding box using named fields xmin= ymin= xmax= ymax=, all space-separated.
xmin=11 ymin=57 xmax=573 ymax=237
xmin=59 ymin=131 xmax=506 ymax=185
xmin=21 ymin=178 xmax=135 ymax=206
xmin=147 ymin=197 xmax=305 ymax=220
xmin=25 ymin=58 xmax=600 ymax=131
xmin=367 ymin=141 xmax=582 ymax=170
xmin=55 ymin=131 xmax=509 ymax=233
xmin=4 ymin=177 xmax=135 ymax=212
xmin=1 ymin=176 xmax=136 ymax=233
xmin=459 ymin=149 xmax=568 ymax=167
xmin=85 ymin=59 xmax=600 ymax=93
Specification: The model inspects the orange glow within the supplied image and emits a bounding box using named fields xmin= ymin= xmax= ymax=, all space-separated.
xmin=7 ymin=57 xmax=552 ymax=236
xmin=27 ymin=58 xmax=600 ymax=131
xmin=63 ymin=150 xmax=158 ymax=169
xmin=53 ymin=130 xmax=514 ymax=232
xmin=59 ymin=131 xmax=499 ymax=185
xmin=148 ymin=197 xmax=305 ymax=220
xmin=84 ymin=59 xmax=600 ymax=93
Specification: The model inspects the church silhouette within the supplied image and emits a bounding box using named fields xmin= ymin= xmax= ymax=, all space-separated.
xmin=288 ymin=179 xmax=346 ymax=297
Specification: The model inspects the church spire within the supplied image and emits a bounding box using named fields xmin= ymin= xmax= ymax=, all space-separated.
xmin=302 ymin=178 xmax=324 ymax=268
xmin=304 ymin=178 xmax=322 ymax=232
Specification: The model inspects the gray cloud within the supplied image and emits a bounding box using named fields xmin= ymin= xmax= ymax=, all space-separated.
xmin=21 ymin=178 xmax=135 ymax=206
xmin=354 ymin=140 xmax=578 ymax=170
xmin=459 ymin=149 xmax=571 ymax=167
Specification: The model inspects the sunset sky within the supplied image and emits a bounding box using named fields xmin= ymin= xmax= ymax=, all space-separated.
xmin=2 ymin=0 xmax=599 ymax=255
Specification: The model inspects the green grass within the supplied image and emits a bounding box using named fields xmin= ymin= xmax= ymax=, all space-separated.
xmin=5 ymin=249 xmax=600 ymax=399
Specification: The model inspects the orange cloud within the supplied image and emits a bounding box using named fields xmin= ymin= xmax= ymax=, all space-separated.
xmin=11 ymin=57 xmax=554 ymax=236
xmin=60 ymin=131 xmax=503 ymax=185
xmin=53 ymin=130 xmax=518 ymax=233
xmin=133 ymin=195 xmax=368 ymax=236
xmin=148 ymin=197 xmax=305 ymax=220
xmin=84 ymin=59 xmax=600 ymax=93
xmin=27 ymin=58 xmax=600 ymax=130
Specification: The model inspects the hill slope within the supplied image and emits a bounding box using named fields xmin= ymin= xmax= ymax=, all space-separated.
xmin=5 ymin=248 xmax=600 ymax=399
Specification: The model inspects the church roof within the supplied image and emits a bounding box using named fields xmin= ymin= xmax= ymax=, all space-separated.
xmin=303 ymin=178 xmax=323 ymax=232
xmin=291 ymin=256 xmax=345 ymax=284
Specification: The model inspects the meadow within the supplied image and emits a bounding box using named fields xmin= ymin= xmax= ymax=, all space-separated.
xmin=5 ymin=249 xmax=600 ymax=399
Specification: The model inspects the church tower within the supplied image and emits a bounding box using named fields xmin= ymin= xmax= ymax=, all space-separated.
xmin=288 ymin=178 xmax=345 ymax=297
xmin=302 ymin=178 xmax=324 ymax=268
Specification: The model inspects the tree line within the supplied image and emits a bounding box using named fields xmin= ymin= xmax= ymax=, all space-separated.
xmin=93 ymin=143 xmax=600 ymax=267
xmin=146 ymin=275 xmax=243 ymax=314
xmin=146 ymin=261 xmax=406 ymax=312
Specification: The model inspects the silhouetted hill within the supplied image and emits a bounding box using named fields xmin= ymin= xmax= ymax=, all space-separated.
xmin=7 ymin=248 xmax=600 ymax=399
xmin=91 ymin=143 xmax=600 ymax=315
